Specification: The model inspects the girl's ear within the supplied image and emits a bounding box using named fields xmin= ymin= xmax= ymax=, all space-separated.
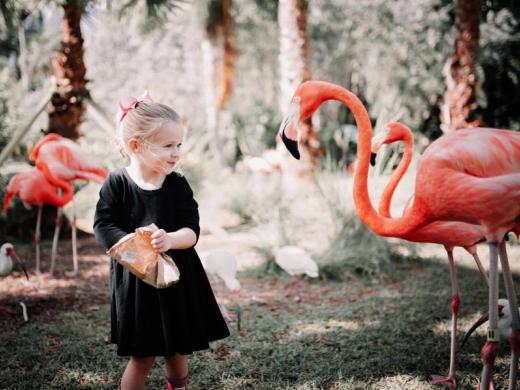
xmin=128 ymin=137 xmax=139 ymax=153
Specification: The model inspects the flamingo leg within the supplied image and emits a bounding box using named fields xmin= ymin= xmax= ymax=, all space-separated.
xmin=66 ymin=198 xmax=79 ymax=277
xmin=471 ymin=252 xmax=490 ymax=287
xmin=431 ymin=250 xmax=459 ymax=388
xmin=480 ymin=243 xmax=500 ymax=390
xmin=35 ymin=206 xmax=42 ymax=273
xmin=498 ymin=242 xmax=520 ymax=390
xmin=49 ymin=207 xmax=63 ymax=275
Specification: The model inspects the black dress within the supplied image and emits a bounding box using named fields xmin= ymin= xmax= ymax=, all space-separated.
xmin=93 ymin=168 xmax=230 ymax=357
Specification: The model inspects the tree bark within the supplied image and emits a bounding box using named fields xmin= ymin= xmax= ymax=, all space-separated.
xmin=47 ymin=2 xmax=88 ymax=140
xmin=203 ymin=0 xmax=236 ymax=166
xmin=278 ymin=0 xmax=322 ymax=168
xmin=216 ymin=0 xmax=235 ymax=110
xmin=441 ymin=0 xmax=481 ymax=133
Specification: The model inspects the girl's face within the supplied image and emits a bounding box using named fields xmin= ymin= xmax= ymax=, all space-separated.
xmin=130 ymin=121 xmax=184 ymax=175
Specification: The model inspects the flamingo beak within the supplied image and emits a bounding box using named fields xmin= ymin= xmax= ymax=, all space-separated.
xmin=278 ymin=116 xmax=300 ymax=160
xmin=461 ymin=305 xmax=505 ymax=349
xmin=370 ymin=152 xmax=377 ymax=167
xmin=12 ymin=252 xmax=29 ymax=280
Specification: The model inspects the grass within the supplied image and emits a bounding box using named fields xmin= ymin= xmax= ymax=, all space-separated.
xmin=1 ymin=238 xmax=519 ymax=389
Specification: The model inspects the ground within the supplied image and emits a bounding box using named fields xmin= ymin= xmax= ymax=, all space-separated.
xmin=2 ymin=171 xmax=520 ymax=389
xmin=1 ymin=234 xmax=520 ymax=389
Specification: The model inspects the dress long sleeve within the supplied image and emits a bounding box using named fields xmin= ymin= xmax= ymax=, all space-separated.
xmin=93 ymin=174 xmax=129 ymax=250
xmin=176 ymin=176 xmax=200 ymax=246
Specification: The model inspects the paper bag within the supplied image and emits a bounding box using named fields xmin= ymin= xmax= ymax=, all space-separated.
xmin=107 ymin=224 xmax=180 ymax=288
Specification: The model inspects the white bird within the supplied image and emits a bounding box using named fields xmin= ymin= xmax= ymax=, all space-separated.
xmin=202 ymin=250 xmax=241 ymax=292
xmin=0 ymin=243 xmax=28 ymax=279
xmin=0 ymin=243 xmax=29 ymax=320
xmin=273 ymin=245 xmax=319 ymax=278
xmin=462 ymin=298 xmax=520 ymax=347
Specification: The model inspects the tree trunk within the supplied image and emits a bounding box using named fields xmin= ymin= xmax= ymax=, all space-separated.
xmin=47 ymin=2 xmax=87 ymax=140
xmin=440 ymin=0 xmax=481 ymax=133
xmin=203 ymin=0 xmax=236 ymax=166
xmin=278 ymin=0 xmax=322 ymax=168
xmin=216 ymin=0 xmax=235 ymax=110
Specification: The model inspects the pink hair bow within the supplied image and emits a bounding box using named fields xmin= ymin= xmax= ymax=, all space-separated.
xmin=118 ymin=90 xmax=153 ymax=122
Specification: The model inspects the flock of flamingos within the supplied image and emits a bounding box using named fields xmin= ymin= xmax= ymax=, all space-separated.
xmin=1 ymin=80 xmax=519 ymax=389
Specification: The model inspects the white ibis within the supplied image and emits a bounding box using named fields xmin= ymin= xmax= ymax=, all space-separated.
xmin=273 ymin=245 xmax=319 ymax=294
xmin=202 ymin=250 xmax=241 ymax=292
xmin=1 ymin=243 xmax=28 ymax=279
xmin=0 ymin=243 xmax=29 ymax=321
xmin=462 ymin=299 xmax=520 ymax=348
xmin=274 ymin=245 xmax=318 ymax=278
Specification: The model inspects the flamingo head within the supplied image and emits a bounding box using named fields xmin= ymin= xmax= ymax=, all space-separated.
xmin=1 ymin=243 xmax=14 ymax=257
xmin=370 ymin=122 xmax=414 ymax=166
xmin=278 ymin=81 xmax=339 ymax=159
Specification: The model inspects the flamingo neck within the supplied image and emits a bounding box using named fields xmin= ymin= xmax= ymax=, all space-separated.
xmin=379 ymin=131 xmax=413 ymax=218
xmin=50 ymin=181 xmax=74 ymax=207
xmin=325 ymin=85 xmax=426 ymax=237
xmin=36 ymin=161 xmax=70 ymax=189
xmin=29 ymin=133 xmax=62 ymax=161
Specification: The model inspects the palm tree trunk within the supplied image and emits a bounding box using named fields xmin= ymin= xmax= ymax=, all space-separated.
xmin=47 ymin=2 xmax=87 ymax=140
xmin=441 ymin=0 xmax=481 ymax=133
xmin=278 ymin=0 xmax=322 ymax=167
xmin=203 ymin=0 xmax=236 ymax=166
xmin=216 ymin=0 xmax=235 ymax=110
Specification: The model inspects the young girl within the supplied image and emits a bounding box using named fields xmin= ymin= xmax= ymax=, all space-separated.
xmin=93 ymin=93 xmax=230 ymax=390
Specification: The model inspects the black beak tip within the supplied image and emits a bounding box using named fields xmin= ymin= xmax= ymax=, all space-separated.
xmin=370 ymin=152 xmax=377 ymax=167
xmin=281 ymin=131 xmax=300 ymax=160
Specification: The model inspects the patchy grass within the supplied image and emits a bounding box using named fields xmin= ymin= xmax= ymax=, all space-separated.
xmin=1 ymin=237 xmax=519 ymax=389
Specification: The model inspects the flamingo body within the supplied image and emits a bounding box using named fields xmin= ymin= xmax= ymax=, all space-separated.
xmin=29 ymin=133 xmax=107 ymax=185
xmin=3 ymin=169 xmax=73 ymax=213
xmin=415 ymin=129 xmax=520 ymax=242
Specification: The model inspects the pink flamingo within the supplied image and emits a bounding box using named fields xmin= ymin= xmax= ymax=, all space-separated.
xmin=29 ymin=133 xmax=107 ymax=276
xmin=3 ymin=169 xmax=74 ymax=273
xmin=372 ymin=122 xmax=489 ymax=387
xmin=278 ymin=81 xmax=520 ymax=390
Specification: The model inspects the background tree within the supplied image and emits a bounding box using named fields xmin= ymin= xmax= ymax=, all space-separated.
xmin=47 ymin=0 xmax=88 ymax=140
xmin=201 ymin=0 xmax=236 ymax=167
xmin=440 ymin=0 xmax=481 ymax=133
xmin=278 ymin=0 xmax=322 ymax=168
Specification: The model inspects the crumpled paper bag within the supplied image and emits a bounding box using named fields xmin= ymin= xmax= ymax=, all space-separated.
xmin=107 ymin=223 xmax=180 ymax=288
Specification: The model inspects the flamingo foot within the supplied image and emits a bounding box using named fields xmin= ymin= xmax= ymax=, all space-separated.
xmin=431 ymin=374 xmax=456 ymax=388
xmin=65 ymin=270 xmax=79 ymax=278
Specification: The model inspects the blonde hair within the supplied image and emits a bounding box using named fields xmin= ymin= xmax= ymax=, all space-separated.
xmin=116 ymin=101 xmax=181 ymax=159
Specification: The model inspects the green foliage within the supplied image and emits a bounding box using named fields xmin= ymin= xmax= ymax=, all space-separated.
xmin=479 ymin=1 xmax=520 ymax=129
xmin=317 ymin=212 xmax=401 ymax=280
xmin=233 ymin=105 xmax=279 ymax=158
xmin=117 ymin=0 xmax=186 ymax=33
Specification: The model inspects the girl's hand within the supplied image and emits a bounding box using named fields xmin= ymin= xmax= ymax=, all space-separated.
xmin=150 ymin=229 xmax=172 ymax=253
